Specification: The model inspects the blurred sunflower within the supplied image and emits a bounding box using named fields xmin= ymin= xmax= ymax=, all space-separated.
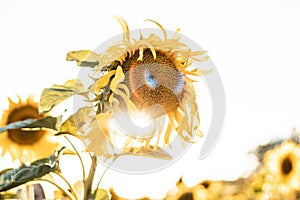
xmin=164 ymin=178 xmax=210 ymax=200
xmin=67 ymin=17 xmax=210 ymax=156
xmin=164 ymin=178 xmax=195 ymax=200
xmin=244 ymin=168 xmax=265 ymax=199
xmin=0 ymin=96 xmax=58 ymax=162
xmin=221 ymin=193 xmax=248 ymax=200
xmin=263 ymin=140 xmax=300 ymax=195
xmin=109 ymin=188 xmax=150 ymax=200
xmin=194 ymin=180 xmax=223 ymax=200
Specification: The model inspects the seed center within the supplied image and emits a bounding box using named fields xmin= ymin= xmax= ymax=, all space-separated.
xmin=7 ymin=105 xmax=44 ymax=145
xmin=201 ymin=181 xmax=210 ymax=189
xmin=122 ymin=48 xmax=185 ymax=118
xmin=282 ymin=156 xmax=293 ymax=175
xmin=178 ymin=192 xmax=194 ymax=200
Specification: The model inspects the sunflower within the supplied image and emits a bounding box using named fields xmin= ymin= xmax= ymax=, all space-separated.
xmin=263 ymin=140 xmax=300 ymax=195
xmin=194 ymin=180 xmax=223 ymax=200
xmin=220 ymin=193 xmax=248 ymax=200
xmin=70 ymin=17 xmax=210 ymax=156
xmin=244 ymin=168 xmax=265 ymax=199
xmin=0 ymin=96 xmax=58 ymax=162
xmin=164 ymin=178 xmax=201 ymax=200
xmin=109 ymin=188 xmax=150 ymax=200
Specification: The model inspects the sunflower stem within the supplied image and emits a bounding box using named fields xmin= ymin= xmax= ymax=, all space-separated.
xmin=37 ymin=178 xmax=76 ymax=200
xmin=52 ymin=171 xmax=80 ymax=200
xmin=83 ymin=155 xmax=97 ymax=200
xmin=96 ymin=158 xmax=115 ymax=189
xmin=64 ymin=135 xmax=86 ymax=181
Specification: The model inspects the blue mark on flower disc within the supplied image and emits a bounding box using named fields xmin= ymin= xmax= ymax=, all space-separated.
xmin=144 ymin=69 xmax=158 ymax=89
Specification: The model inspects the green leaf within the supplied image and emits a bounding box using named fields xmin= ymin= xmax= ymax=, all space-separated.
xmin=0 ymin=119 xmax=34 ymax=133
xmin=56 ymin=115 xmax=78 ymax=137
xmin=66 ymin=50 xmax=100 ymax=68
xmin=56 ymin=107 xmax=94 ymax=138
xmin=0 ymin=148 xmax=64 ymax=192
xmin=0 ymin=116 xmax=62 ymax=134
xmin=88 ymin=188 xmax=111 ymax=200
xmin=94 ymin=188 xmax=111 ymax=200
xmin=83 ymin=118 xmax=114 ymax=160
xmin=39 ymin=79 xmax=87 ymax=114
xmin=24 ymin=116 xmax=62 ymax=131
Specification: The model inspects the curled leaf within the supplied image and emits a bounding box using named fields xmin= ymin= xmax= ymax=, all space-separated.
xmin=24 ymin=116 xmax=62 ymax=131
xmin=0 ymin=116 xmax=62 ymax=133
xmin=56 ymin=115 xmax=78 ymax=137
xmin=0 ymin=119 xmax=34 ymax=133
xmin=91 ymin=70 xmax=116 ymax=92
xmin=82 ymin=118 xmax=114 ymax=160
xmin=0 ymin=148 xmax=64 ymax=192
xmin=56 ymin=107 xmax=94 ymax=137
xmin=39 ymin=79 xmax=87 ymax=114
xmin=94 ymin=188 xmax=111 ymax=200
xmin=66 ymin=50 xmax=100 ymax=68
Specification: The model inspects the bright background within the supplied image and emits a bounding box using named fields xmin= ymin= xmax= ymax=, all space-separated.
xmin=1 ymin=0 xmax=300 ymax=199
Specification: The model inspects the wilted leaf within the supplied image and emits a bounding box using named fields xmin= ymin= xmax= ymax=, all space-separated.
xmin=24 ymin=116 xmax=62 ymax=131
xmin=83 ymin=118 xmax=114 ymax=160
xmin=66 ymin=50 xmax=100 ymax=68
xmin=91 ymin=70 xmax=116 ymax=92
xmin=56 ymin=115 xmax=78 ymax=137
xmin=117 ymin=145 xmax=172 ymax=160
xmin=0 ymin=119 xmax=34 ymax=133
xmin=0 ymin=148 xmax=64 ymax=192
xmin=94 ymin=188 xmax=111 ymax=200
xmin=39 ymin=79 xmax=87 ymax=114
xmin=56 ymin=107 xmax=94 ymax=137
xmin=88 ymin=188 xmax=111 ymax=200
xmin=61 ymin=148 xmax=77 ymax=155
xmin=0 ymin=116 xmax=62 ymax=134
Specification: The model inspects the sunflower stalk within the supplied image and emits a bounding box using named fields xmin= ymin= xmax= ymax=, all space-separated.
xmin=96 ymin=158 xmax=116 ymax=190
xmin=64 ymin=135 xmax=86 ymax=180
xmin=83 ymin=155 xmax=97 ymax=200
xmin=37 ymin=178 xmax=76 ymax=200
xmin=52 ymin=171 xmax=79 ymax=200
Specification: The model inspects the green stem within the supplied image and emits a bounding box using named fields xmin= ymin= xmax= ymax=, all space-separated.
xmin=64 ymin=135 xmax=86 ymax=180
xmin=37 ymin=178 xmax=76 ymax=200
xmin=96 ymin=158 xmax=115 ymax=189
xmin=83 ymin=155 xmax=97 ymax=200
xmin=53 ymin=171 xmax=79 ymax=200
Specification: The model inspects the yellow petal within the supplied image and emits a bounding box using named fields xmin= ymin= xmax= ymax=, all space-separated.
xmin=144 ymin=19 xmax=167 ymax=41
xmin=96 ymin=112 xmax=111 ymax=127
xmin=94 ymin=70 xmax=116 ymax=92
xmin=114 ymin=16 xmax=130 ymax=43
xmin=110 ymin=66 xmax=124 ymax=91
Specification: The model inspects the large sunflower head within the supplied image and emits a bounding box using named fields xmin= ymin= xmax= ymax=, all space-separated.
xmin=0 ymin=96 xmax=58 ymax=163
xmin=263 ymin=140 xmax=300 ymax=195
xmin=70 ymin=17 xmax=210 ymax=157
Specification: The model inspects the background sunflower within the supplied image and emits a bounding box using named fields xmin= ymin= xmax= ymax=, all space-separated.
xmin=0 ymin=96 xmax=58 ymax=163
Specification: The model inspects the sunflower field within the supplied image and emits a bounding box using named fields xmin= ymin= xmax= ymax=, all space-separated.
xmin=1 ymin=13 xmax=300 ymax=200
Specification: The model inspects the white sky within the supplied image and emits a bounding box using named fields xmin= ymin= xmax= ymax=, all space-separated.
xmin=1 ymin=0 xmax=300 ymax=199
